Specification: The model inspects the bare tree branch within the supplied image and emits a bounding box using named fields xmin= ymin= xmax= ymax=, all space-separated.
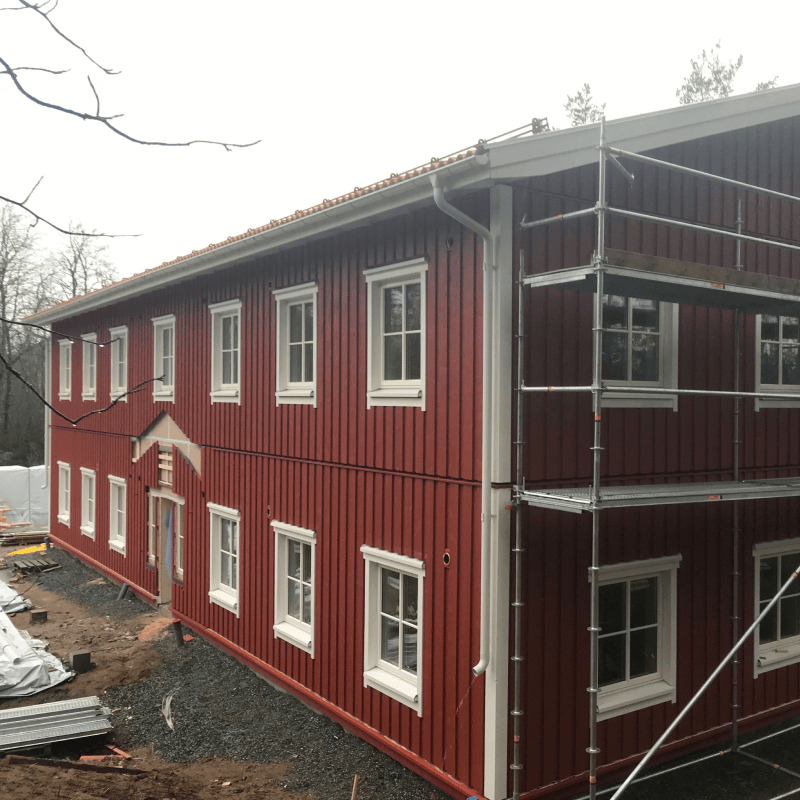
xmin=0 ymin=55 xmax=260 ymax=150
xmin=87 ymin=74 xmax=99 ymax=117
xmin=21 ymin=175 xmax=43 ymax=205
xmin=0 ymin=65 xmax=69 ymax=74
xmin=0 ymin=316 xmax=124 ymax=347
xmin=15 ymin=0 xmax=119 ymax=75
xmin=0 ymin=348 xmax=163 ymax=426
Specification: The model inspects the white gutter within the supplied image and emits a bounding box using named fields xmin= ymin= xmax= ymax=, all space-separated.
xmin=430 ymin=169 xmax=495 ymax=677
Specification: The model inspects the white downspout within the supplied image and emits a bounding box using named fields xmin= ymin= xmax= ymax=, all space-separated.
xmin=430 ymin=172 xmax=495 ymax=677
xmin=43 ymin=325 xmax=51 ymax=490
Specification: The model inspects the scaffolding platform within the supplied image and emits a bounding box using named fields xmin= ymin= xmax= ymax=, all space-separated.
xmin=519 ymin=477 xmax=800 ymax=513
xmin=523 ymin=249 xmax=800 ymax=316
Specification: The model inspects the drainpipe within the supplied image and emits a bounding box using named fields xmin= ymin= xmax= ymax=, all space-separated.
xmin=430 ymin=171 xmax=495 ymax=677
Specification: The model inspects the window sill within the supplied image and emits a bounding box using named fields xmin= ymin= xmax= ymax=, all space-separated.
xmin=276 ymin=388 xmax=315 ymax=406
xmin=80 ymin=525 xmax=95 ymax=539
xmin=209 ymin=588 xmax=239 ymax=616
xmin=274 ymin=620 xmax=313 ymax=655
xmin=364 ymin=665 xmax=421 ymax=715
xmin=109 ymin=391 xmax=127 ymax=402
xmin=755 ymin=395 xmax=800 ymax=411
xmin=109 ymin=540 xmax=126 ymax=556
xmin=57 ymin=514 xmax=70 ymax=526
xmin=756 ymin=643 xmax=800 ymax=674
xmin=81 ymin=393 xmax=97 ymax=402
xmin=153 ymin=391 xmax=175 ymax=403
xmin=602 ymin=391 xmax=677 ymax=411
xmin=367 ymin=387 xmax=424 ymax=410
xmin=597 ymin=678 xmax=675 ymax=721
xmin=210 ymin=388 xmax=240 ymax=405
xmin=58 ymin=392 xmax=71 ymax=401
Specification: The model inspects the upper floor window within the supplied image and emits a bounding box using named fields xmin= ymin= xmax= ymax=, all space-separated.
xmin=596 ymin=555 xmax=681 ymax=720
xmin=755 ymin=315 xmax=800 ymax=410
xmin=80 ymin=467 xmax=96 ymax=538
xmin=82 ymin=333 xmax=97 ymax=401
xmin=209 ymin=300 xmax=241 ymax=404
xmin=152 ymin=314 xmax=175 ymax=402
xmin=754 ymin=539 xmax=800 ymax=674
xmin=600 ymin=295 xmax=678 ymax=410
xmin=365 ymin=259 xmax=427 ymax=410
xmin=272 ymin=520 xmax=316 ymax=655
xmin=274 ymin=283 xmax=317 ymax=406
xmin=208 ymin=502 xmax=240 ymax=616
xmin=108 ymin=326 xmax=128 ymax=401
xmin=58 ymin=339 xmax=72 ymax=401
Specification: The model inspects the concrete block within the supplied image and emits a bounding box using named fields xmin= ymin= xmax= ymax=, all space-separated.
xmin=69 ymin=651 xmax=92 ymax=673
xmin=29 ymin=608 xmax=47 ymax=624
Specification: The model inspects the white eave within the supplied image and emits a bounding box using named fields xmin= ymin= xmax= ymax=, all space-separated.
xmin=28 ymin=82 xmax=800 ymax=325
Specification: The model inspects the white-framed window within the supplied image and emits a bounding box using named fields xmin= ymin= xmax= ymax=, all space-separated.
xmin=108 ymin=476 xmax=127 ymax=555
xmin=754 ymin=539 xmax=800 ymax=674
xmin=208 ymin=502 xmax=240 ymax=615
xmin=595 ymin=554 xmax=681 ymax=721
xmin=273 ymin=283 xmax=317 ymax=406
xmin=82 ymin=333 xmax=97 ymax=401
xmin=58 ymin=339 xmax=72 ymax=400
xmin=272 ymin=520 xmax=316 ymax=656
xmin=600 ymin=296 xmax=679 ymax=410
xmin=365 ymin=258 xmax=427 ymax=410
xmin=174 ymin=502 xmax=185 ymax=581
xmin=152 ymin=314 xmax=176 ymax=402
xmin=755 ymin=315 xmax=800 ymax=410
xmin=361 ymin=545 xmax=425 ymax=715
xmin=57 ymin=461 xmax=70 ymax=525
xmin=108 ymin=325 xmax=128 ymax=401
xmin=80 ymin=467 xmax=96 ymax=538
xmin=209 ymin=300 xmax=241 ymax=404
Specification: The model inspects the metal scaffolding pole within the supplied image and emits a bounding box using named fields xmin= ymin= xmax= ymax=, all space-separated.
xmin=587 ymin=117 xmax=608 ymax=800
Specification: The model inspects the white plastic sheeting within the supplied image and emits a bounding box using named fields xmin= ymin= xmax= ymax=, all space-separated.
xmin=0 ymin=465 xmax=48 ymax=528
xmin=0 ymin=574 xmax=32 ymax=615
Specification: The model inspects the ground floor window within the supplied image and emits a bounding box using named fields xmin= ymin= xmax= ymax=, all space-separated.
xmin=80 ymin=467 xmax=96 ymax=538
xmin=57 ymin=462 xmax=70 ymax=525
xmin=596 ymin=554 xmax=681 ymax=720
xmin=108 ymin=476 xmax=126 ymax=555
xmin=361 ymin=544 xmax=425 ymax=716
xmin=208 ymin=503 xmax=240 ymax=616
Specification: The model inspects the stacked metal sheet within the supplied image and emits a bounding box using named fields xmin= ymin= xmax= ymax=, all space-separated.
xmin=0 ymin=696 xmax=112 ymax=752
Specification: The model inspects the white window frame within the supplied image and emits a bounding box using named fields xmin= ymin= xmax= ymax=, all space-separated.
xmin=208 ymin=502 xmax=240 ymax=616
xmin=753 ymin=538 xmax=800 ymax=674
xmin=80 ymin=467 xmax=96 ymax=538
xmin=364 ymin=258 xmax=427 ymax=410
xmin=108 ymin=476 xmax=127 ymax=555
xmin=754 ymin=315 xmax=800 ymax=410
xmin=81 ymin=333 xmax=97 ymax=401
xmin=57 ymin=461 xmax=70 ymax=525
xmin=273 ymin=283 xmax=318 ymax=407
xmin=174 ymin=500 xmax=185 ymax=581
xmin=108 ymin=325 xmax=128 ymax=401
xmin=272 ymin=520 xmax=316 ymax=656
xmin=593 ymin=554 xmax=681 ymax=721
xmin=152 ymin=314 xmax=176 ymax=402
xmin=58 ymin=340 xmax=72 ymax=401
xmin=361 ymin=544 xmax=425 ymax=716
xmin=600 ymin=298 xmax=679 ymax=411
xmin=208 ymin=300 xmax=242 ymax=404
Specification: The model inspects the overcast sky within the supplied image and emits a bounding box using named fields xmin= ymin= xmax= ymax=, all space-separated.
xmin=1 ymin=0 xmax=798 ymax=280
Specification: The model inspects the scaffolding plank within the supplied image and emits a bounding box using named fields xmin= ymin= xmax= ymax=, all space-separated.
xmin=519 ymin=477 xmax=800 ymax=512
xmin=0 ymin=696 xmax=101 ymax=723
xmin=523 ymin=250 xmax=800 ymax=316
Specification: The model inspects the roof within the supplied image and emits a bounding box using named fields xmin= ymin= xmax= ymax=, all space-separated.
xmin=28 ymin=83 xmax=800 ymax=325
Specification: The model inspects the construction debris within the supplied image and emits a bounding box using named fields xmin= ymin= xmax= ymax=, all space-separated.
xmin=0 ymin=696 xmax=112 ymax=752
xmin=9 ymin=553 xmax=60 ymax=575
xmin=6 ymin=753 xmax=144 ymax=775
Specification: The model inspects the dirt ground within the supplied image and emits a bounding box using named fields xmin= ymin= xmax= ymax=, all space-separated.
xmin=0 ymin=550 xmax=313 ymax=800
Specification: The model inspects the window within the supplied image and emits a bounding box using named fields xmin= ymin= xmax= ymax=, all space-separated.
xmin=108 ymin=476 xmax=126 ymax=555
xmin=58 ymin=340 xmax=72 ymax=400
xmin=272 ymin=520 xmax=316 ymax=655
xmin=273 ymin=283 xmax=317 ymax=406
xmin=754 ymin=539 xmax=800 ymax=674
xmin=82 ymin=334 xmax=97 ymax=401
xmin=208 ymin=503 xmax=240 ymax=615
xmin=361 ymin=545 xmax=425 ymax=715
xmin=365 ymin=259 xmax=427 ymax=409
xmin=152 ymin=314 xmax=175 ymax=402
xmin=209 ymin=300 xmax=241 ymax=404
xmin=108 ymin=326 xmax=128 ymax=400
xmin=57 ymin=462 xmax=70 ymax=525
xmin=600 ymin=295 xmax=679 ymax=410
xmin=595 ymin=555 xmax=681 ymax=720
xmin=80 ymin=467 xmax=96 ymax=538
xmin=174 ymin=502 xmax=185 ymax=581
xmin=755 ymin=315 xmax=800 ymax=410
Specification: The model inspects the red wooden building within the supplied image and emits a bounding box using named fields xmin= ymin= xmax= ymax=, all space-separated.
xmin=27 ymin=84 xmax=800 ymax=799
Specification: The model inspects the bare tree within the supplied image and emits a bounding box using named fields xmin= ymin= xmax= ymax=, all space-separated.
xmin=47 ymin=223 xmax=118 ymax=301
xmin=564 ymin=83 xmax=606 ymax=127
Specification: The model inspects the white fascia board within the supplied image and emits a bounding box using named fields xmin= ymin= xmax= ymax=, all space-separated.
xmin=487 ymin=83 xmax=800 ymax=181
xmin=27 ymin=156 xmax=489 ymax=325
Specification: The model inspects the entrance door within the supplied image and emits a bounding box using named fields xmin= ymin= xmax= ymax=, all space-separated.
xmin=148 ymin=492 xmax=182 ymax=606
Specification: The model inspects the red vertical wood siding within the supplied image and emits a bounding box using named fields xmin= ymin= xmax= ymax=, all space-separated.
xmin=515 ymin=117 xmax=800 ymax=794
xmin=48 ymin=201 xmax=486 ymax=796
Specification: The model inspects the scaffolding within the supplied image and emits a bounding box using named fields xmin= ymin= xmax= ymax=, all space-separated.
xmin=512 ymin=119 xmax=800 ymax=800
